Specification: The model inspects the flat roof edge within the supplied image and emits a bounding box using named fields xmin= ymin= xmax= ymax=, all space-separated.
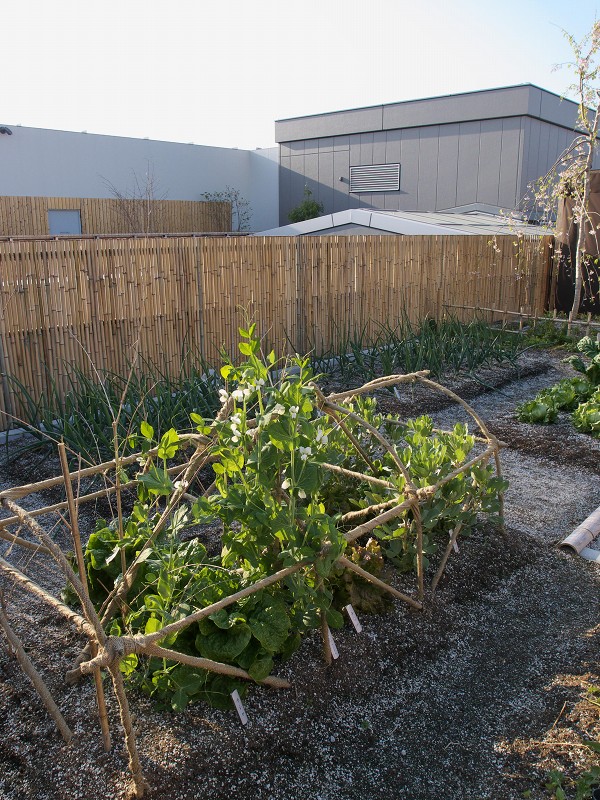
xmin=275 ymin=84 xmax=583 ymax=143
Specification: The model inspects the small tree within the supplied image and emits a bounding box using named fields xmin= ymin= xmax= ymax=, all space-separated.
xmin=104 ymin=161 xmax=168 ymax=233
xmin=523 ymin=21 xmax=600 ymax=329
xmin=200 ymin=186 xmax=252 ymax=232
xmin=288 ymin=186 xmax=324 ymax=223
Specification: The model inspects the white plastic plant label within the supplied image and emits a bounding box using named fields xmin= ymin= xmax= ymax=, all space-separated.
xmin=344 ymin=604 xmax=363 ymax=633
xmin=230 ymin=690 xmax=248 ymax=725
xmin=327 ymin=629 xmax=339 ymax=660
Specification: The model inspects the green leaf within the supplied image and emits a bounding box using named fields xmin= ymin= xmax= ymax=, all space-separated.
xmin=247 ymin=655 xmax=274 ymax=682
xmin=171 ymin=688 xmax=189 ymax=712
xmin=145 ymin=616 xmax=163 ymax=634
xmin=325 ymin=607 xmax=345 ymax=629
xmin=583 ymin=739 xmax=600 ymax=753
xmin=119 ymin=653 xmax=139 ymax=677
xmin=239 ymin=342 xmax=253 ymax=356
xmin=138 ymin=465 xmax=174 ymax=496
xmin=195 ymin=622 xmax=253 ymax=662
xmin=140 ymin=420 xmax=154 ymax=440
xmin=158 ymin=428 xmax=180 ymax=460
xmin=248 ymin=597 xmax=291 ymax=653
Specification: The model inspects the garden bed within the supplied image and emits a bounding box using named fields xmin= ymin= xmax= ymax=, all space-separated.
xmin=0 ymin=348 xmax=598 ymax=800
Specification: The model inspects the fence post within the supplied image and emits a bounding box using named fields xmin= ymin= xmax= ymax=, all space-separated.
xmin=295 ymin=237 xmax=306 ymax=354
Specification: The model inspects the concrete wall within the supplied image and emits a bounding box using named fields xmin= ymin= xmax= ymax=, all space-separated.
xmin=0 ymin=125 xmax=279 ymax=231
xmin=276 ymin=84 xmax=588 ymax=224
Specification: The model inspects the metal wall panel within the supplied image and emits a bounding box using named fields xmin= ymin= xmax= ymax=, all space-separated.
xmin=417 ymin=127 xmax=440 ymax=211
xmin=304 ymin=153 xmax=320 ymax=198
xmin=333 ymin=135 xmax=350 ymax=151
xmin=373 ymin=131 xmax=387 ymax=164
xmin=359 ymin=133 xmax=375 ymax=165
xmin=275 ymin=106 xmax=384 ymax=142
xmin=398 ymin=129 xmax=420 ymax=210
xmin=385 ymin=131 xmax=402 ymax=164
xmin=455 ymin=121 xmax=481 ymax=207
xmin=349 ymin=134 xmax=361 ymax=165
xmin=382 ymin=85 xmax=533 ymax=132
xmin=333 ymin=150 xmax=352 ymax=211
xmin=498 ymin=118 xmax=523 ymax=210
xmin=302 ymin=139 xmax=319 ymax=155
xmin=318 ymin=151 xmax=335 ymax=213
xmin=289 ymin=155 xmax=307 ymax=211
xmin=435 ymin=124 xmax=460 ymax=210
xmin=318 ymin=137 xmax=334 ymax=153
xmin=477 ymin=120 xmax=503 ymax=206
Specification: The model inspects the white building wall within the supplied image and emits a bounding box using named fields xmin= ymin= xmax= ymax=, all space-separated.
xmin=0 ymin=125 xmax=279 ymax=231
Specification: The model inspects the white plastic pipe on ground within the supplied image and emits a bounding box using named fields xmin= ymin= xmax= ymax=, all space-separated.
xmin=560 ymin=506 xmax=600 ymax=563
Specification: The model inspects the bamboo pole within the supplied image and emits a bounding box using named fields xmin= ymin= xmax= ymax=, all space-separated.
xmin=0 ymin=556 xmax=95 ymax=639
xmin=443 ymin=303 xmax=600 ymax=329
xmin=430 ymin=522 xmax=464 ymax=595
xmin=337 ymin=555 xmax=422 ymax=610
xmin=58 ymin=443 xmax=111 ymax=752
xmin=0 ymin=526 xmax=51 ymax=554
xmin=1 ymin=498 xmax=147 ymax=794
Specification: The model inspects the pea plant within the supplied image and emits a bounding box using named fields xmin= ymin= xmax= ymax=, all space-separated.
xmin=61 ymin=326 xmax=506 ymax=721
xmin=3 ymin=325 xmax=508 ymax=797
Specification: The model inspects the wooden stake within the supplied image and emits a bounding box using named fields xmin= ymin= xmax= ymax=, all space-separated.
xmin=58 ymin=443 xmax=111 ymax=752
xmin=337 ymin=555 xmax=422 ymax=610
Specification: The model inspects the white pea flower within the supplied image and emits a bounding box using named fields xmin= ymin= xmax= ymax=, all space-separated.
xmin=315 ymin=428 xmax=328 ymax=445
xmin=231 ymin=389 xmax=244 ymax=402
xmin=218 ymin=388 xmax=229 ymax=404
xmin=243 ymin=387 xmax=253 ymax=399
xmin=298 ymin=489 xmax=307 ymax=499
xmin=256 ymin=378 xmax=265 ymax=387
xmin=299 ymin=445 xmax=312 ymax=461
xmin=281 ymin=478 xmax=291 ymax=490
xmin=174 ymin=479 xmax=188 ymax=491
xmin=290 ymin=406 xmax=299 ymax=419
xmin=231 ymin=435 xmax=240 ymax=443
xmin=231 ymin=414 xmax=241 ymax=425
xmin=231 ymin=423 xmax=239 ymax=436
xmin=272 ymin=403 xmax=285 ymax=416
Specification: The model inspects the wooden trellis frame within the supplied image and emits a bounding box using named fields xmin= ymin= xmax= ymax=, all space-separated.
xmin=0 ymin=371 xmax=504 ymax=798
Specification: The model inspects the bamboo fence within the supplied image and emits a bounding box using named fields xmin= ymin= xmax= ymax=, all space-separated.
xmin=0 ymin=196 xmax=230 ymax=237
xmin=0 ymin=234 xmax=552 ymax=432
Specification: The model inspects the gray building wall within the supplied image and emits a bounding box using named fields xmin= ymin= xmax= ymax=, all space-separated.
xmin=276 ymin=85 xmax=590 ymax=224
xmin=0 ymin=125 xmax=279 ymax=231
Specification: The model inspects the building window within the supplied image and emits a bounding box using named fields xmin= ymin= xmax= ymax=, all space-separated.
xmin=48 ymin=209 xmax=82 ymax=235
xmin=349 ymin=164 xmax=400 ymax=193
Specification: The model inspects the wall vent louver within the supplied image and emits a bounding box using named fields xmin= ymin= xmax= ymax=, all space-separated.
xmin=349 ymin=163 xmax=400 ymax=193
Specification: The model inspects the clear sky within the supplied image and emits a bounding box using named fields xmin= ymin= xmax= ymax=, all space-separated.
xmin=3 ymin=0 xmax=600 ymax=150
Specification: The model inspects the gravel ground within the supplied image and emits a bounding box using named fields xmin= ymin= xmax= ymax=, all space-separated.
xmin=0 ymin=349 xmax=598 ymax=800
